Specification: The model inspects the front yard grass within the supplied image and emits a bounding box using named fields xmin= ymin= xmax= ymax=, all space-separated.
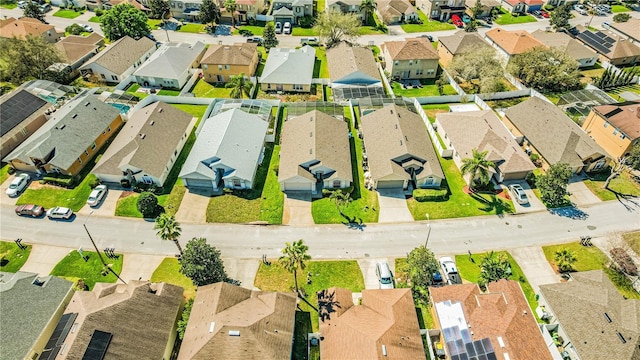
xmin=158 ymin=89 xmax=181 ymax=96
xmin=150 ymin=257 xmax=197 ymax=299
xmin=53 ymin=9 xmax=83 ymax=18
xmin=624 ymin=231 xmax=640 ymax=257
xmin=313 ymin=47 xmax=330 ymax=79
xmin=292 ymin=27 xmax=318 ymax=36
xmin=583 ymin=170 xmax=640 ymax=201
xmin=178 ymin=23 xmax=206 ymax=33
xmin=254 ymin=260 xmax=365 ymax=331
xmin=0 ymin=241 xmax=32 ymax=273
xmin=50 ymin=250 xmax=123 ymax=290
xmin=147 ymin=19 xmax=162 ymax=30
xmin=233 ymin=25 xmax=267 ymax=35
xmin=1 ymin=2 xmax=18 ymax=9
xmin=115 ymin=192 xmax=168 ymax=218
xmin=401 ymin=10 xmax=456 ymax=32
xmin=0 ymin=164 xmax=10 ymax=184
xmin=495 ymin=8 xmax=537 ymax=25
xmin=611 ymin=4 xmax=629 ymax=12
xmin=392 ymin=79 xmax=457 ymax=97
xmin=88 ymin=16 xmax=101 ymax=23
xmin=17 ymin=174 xmax=98 ymax=212
xmin=191 ymin=79 xmax=232 ymax=98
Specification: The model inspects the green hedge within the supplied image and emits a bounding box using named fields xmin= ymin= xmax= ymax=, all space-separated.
xmin=413 ymin=188 xmax=449 ymax=202
xmin=42 ymin=175 xmax=76 ymax=188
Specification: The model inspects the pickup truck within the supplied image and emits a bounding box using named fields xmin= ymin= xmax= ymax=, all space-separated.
xmin=439 ymin=257 xmax=462 ymax=285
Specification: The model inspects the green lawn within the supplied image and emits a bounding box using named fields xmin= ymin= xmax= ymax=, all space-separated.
xmin=1 ymin=3 xmax=18 ymax=9
xmin=395 ymin=258 xmax=435 ymax=329
xmin=260 ymin=145 xmax=284 ymax=224
xmin=392 ymin=80 xmax=457 ymax=97
xmin=495 ymin=8 xmax=537 ymax=25
xmin=624 ymin=231 xmax=640 ymax=257
xmin=0 ymin=164 xmax=10 ymax=184
xmin=292 ymin=27 xmax=318 ymax=36
xmin=233 ymin=25 xmax=267 ymax=35
xmin=178 ymin=23 xmax=206 ymax=33
xmin=607 ymin=84 xmax=640 ymax=102
xmin=583 ymin=170 xmax=640 ymax=201
xmin=158 ymin=89 xmax=181 ymax=96
xmin=115 ymin=192 xmax=168 ymax=217
xmin=164 ymin=178 xmax=187 ymax=217
xmin=88 ymin=16 xmax=101 ymax=23
xmin=611 ymin=4 xmax=629 ymax=12
xmin=17 ymin=174 xmax=98 ymax=212
xmin=421 ymin=104 xmax=450 ymax=121
xmin=147 ymin=19 xmax=162 ymax=30
xmin=401 ymin=10 xmax=456 ymax=33
xmin=53 ymin=9 xmax=83 ymax=18
xmin=171 ymin=104 xmax=208 ymax=122
xmin=254 ymin=260 xmax=365 ymax=331
xmin=313 ymin=47 xmax=330 ymax=79
xmin=406 ymin=155 xmax=514 ymax=220
xmin=50 ymin=250 xmax=123 ymax=290
xmin=150 ymin=257 xmax=197 ymax=299
xmin=191 ymin=79 xmax=233 ymax=98
xmin=0 ymin=241 xmax=32 ymax=273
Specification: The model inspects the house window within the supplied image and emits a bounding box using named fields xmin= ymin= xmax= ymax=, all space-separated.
xmin=293 ymin=84 xmax=303 ymax=90
xmin=174 ymin=149 xmax=178 ymax=156
xmin=621 ymin=134 xmax=626 ymax=140
xmin=416 ymin=60 xmax=420 ymax=65
xmin=409 ymin=60 xmax=413 ymax=65
xmin=218 ymin=65 xmax=223 ymax=70
xmin=111 ymin=75 xmax=118 ymax=81
xmin=91 ymin=142 xmax=96 ymax=150
xmin=85 ymin=150 xmax=89 ymax=156
xmin=333 ymin=180 xmax=341 ymax=188
xmin=416 ymin=69 xmax=424 ymax=75
xmin=78 ymin=157 xmax=83 ymax=164
xmin=426 ymin=69 xmax=435 ymax=75
xmin=203 ymin=64 xmax=208 ymax=70
xmin=603 ymin=122 xmax=608 ymax=128
xmin=233 ymin=179 xmax=241 ymax=187
xmin=108 ymin=126 xmax=111 ymax=132
xmin=267 ymin=84 xmax=271 ymax=89
xmin=424 ymin=177 xmax=434 ymax=185
xmin=20 ymin=128 xmax=28 ymax=136
xmin=224 ymin=65 xmax=230 ymax=70
xmin=394 ymin=61 xmax=399 ymax=66
xmin=613 ymin=130 xmax=618 ymax=135
xmin=100 ymin=74 xmax=106 ymax=79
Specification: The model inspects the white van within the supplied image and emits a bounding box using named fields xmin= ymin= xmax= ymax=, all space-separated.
xmin=376 ymin=261 xmax=394 ymax=289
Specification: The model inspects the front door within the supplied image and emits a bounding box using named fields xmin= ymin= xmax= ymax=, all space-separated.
xmin=402 ymin=71 xmax=410 ymax=79
xmin=216 ymin=74 xmax=224 ymax=82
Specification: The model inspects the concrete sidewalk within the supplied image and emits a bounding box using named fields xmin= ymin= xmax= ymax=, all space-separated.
xmin=20 ymin=245 xmax=73 ymax=276
xmin=509 ymin=246 xmax=561 ymax=293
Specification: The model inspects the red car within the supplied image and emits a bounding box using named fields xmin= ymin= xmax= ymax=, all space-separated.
xmin=15 ymin=204 xmax=44 ymax=217
xmin=540 ymin=10 xmax=550 ymax=18
xmin=451 ymin=14 xmax=464 ymax=27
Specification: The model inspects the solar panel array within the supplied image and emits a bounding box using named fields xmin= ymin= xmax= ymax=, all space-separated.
xmin=211 ymin=99 xmax=273 ymax=122
xmin=0 ymin=90 xmax=48 ymax=137
xmin=577 ymin=30 xmax=616 ymax=55
xmin=333 ymin=86 xmax=386 ymax=101
xmin=443 ymin=326 xmax=497 ymax=360
xmin=39 ymin=313 xmax=78 ymax=360
xmin=82 ymin=330 xmax=112 ymax=360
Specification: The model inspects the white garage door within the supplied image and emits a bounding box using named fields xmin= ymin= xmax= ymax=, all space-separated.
xmin=376 ymin=180 xmax=404 ymax=189
xmin=184 ymin=178 xmax=214 ymax=191
xmin=284 ymin=182 xmax=312 ymax=191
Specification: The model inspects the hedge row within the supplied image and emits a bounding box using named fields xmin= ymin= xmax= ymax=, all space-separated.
xmin=413 ymin=188 xmax=449 ymax=202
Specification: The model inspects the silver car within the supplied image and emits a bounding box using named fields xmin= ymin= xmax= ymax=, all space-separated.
xmin=6 ymin=173 xmax=30 ymax=197
xmin=47 ymin=206 xmax=74 ymax=220
xmin=87 ymin=185 xmax=108 ymax=207
xmin=508 ymin=184 xmax=529 ymax=205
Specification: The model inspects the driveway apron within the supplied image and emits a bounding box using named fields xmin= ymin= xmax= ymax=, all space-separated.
xmin=357 ymin=258 xmax=396 ymax=289
xmin=283 ymin=192 xmax=314 ymax=225
xmin=175 ymin=191 xmax=209 ymax=223
xmin=376 ymin=189 xmax=413 ymax=223
xmin=119 ymin=254 xmax=166 ymax=282
xmin=509 ymin=246 xmax=561 ymax=293
xmin=20 ymin=245 xmax=73 ymax=276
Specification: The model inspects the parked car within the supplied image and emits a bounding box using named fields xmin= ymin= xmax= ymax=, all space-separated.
xmin=439 ymin=257 xmax=461 ymax=285
xmin=80 ymin=24 xmax=93 ymax=32
xmin=86 ymin=185 xmax=108 ymax=207
xmin=275 ymin=22 xmax=282 ymax=34
xmin=300 ymin=37 xmax=319 ymax=45
xmin=17 ymin=1 xmax=27 ymax=8
xmin=39 ymin=3 xmax=51 ymax=12
xmin=603 ymin=21 xmax=611 ymax=27
xmin=432 ymin=270 xmax=444 ymax=286
xmin=530 ymin=10 xmax=542 ymax=18
xmin=283 ymin=22 xmax=291 ymax=35
xmin=451 ymin=14 xmax=464 ymax=27
xmin=462 ymin=14 xmax=471 ymax=23
xmin=508 ymin=184 xmax=529 ymax=205
xmin=15 ymin=204 xmax=44 ymax=217
xmin=576 ymin=8 xmax=587 ymax=15
xmin=6 ymin=173 xmax=31 ymax=197
xmin=47 ymin=206 xmax=74 ymax=220
xmin=539 ymin=10 xmax=550 ymax=18
xmin=375 ymin=261 xmax=394 ymax=289
xmin=246 ymin=36 xmax=263 ymax=44
xmin=418 ymin=34 xmax=433 ymax=41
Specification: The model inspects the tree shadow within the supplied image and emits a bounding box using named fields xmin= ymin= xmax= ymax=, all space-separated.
xmin=547 ymin=206 xmax=589 ymax=220
xmin=318 ymin=289 xmax=343 ymax=323
xmin=469 ymin=193 xmax=510 ymax=218
xmin=610 ymin=189 xmax=640 ymax=212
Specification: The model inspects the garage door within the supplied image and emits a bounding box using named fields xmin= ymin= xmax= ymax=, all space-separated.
xmin=284 ymin=182 xmax=312 ymax=191
xmin=184 ymin=178 xmax=214 ymax=191
xmin=376 ymin=180 xmax=404 ymax=189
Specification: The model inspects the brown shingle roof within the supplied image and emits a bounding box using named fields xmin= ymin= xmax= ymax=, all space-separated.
xmin=610 ymin=18 xmax=640 ymax=42
xmin=485 ymin=28 xmax=545 ymax=55
xmin=438 ymin=30 xmax=491 ymax=55
xmin=326 ymin=42 xmax=381 ymax=83
xmin=0 ymin=17 xmax=58 ymax=39
xmin=531 ymin=30 xmax=597 ymax=61
xmin=319 ymin=288 xmax=426 ymax=360
xmin=178 ymin=282 xmax=297 ymax=360
xmin=56 ymin=33 xmax=104 ymax=65
xmin=378 ymin=0 xmax=416 ymax=23
xmin=431 ymin=280 xmax=553 ymax=360
xmin=592 ymin=101 xmax=640 ymax=141
xmin=81 ymin=35 xmax=156 ymax=75
xmin=361 ymin=104 xmax=444 ymax=182
xmin=278 ymin=110 xmax=353 ymax=184
xmin=383 ymin=38 xmax=439 ymax=61
xmin=200 ymin=42 xmax=258 ymax=66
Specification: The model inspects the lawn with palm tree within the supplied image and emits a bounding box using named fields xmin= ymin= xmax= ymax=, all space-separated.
xmin=154 ymin=214 xmax=183 ymax=255
xmin=226 ymin=73 xmax=253 ymax=98
xmin=460 ymin=149 xmax=494 ymax=192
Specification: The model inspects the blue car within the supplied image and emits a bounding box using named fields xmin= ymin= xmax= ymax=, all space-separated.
xmin=462 ymin=15 xmax=471 ymax=23
xmin=432 ymin=271 xmax=444 ymax=285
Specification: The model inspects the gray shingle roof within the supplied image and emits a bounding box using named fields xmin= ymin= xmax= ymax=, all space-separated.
xmin=438 ymin=30 xmax=492 ymax=55
xmin=134 ymin=41 xmax=205 ymax=80
xmin=200 ymin=42 xmax=257 ymax=66
xmin=326 ymin=42 xmax=381 ymax=84
xmin=531 ymin=30 xmax=597 ymax=61
xmin=0 ymin=272 xmax=73 ymax=360
xmin=81 ymin=36 xmax=156 ymax=75
xmin=260 ymin=46 xmax=315 ymax=85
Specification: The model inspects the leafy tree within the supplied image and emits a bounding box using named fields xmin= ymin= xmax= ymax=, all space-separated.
xmin=224 ymin=0 xmax=237 ymax=26
xmin=508 ymin=47 xmax=582 ymax=92
xmin=23 ymin=1 xmax=46 ymax=22
xmin=226 ymin=73 xmax=252 ymax=98
xmin=179 ymin=237 xmax=228 ymax=286
xmin=65 ymin=23 xmax=85 ymax=35
xmin=627 ymin=143 xmax=640 ymax=171
xmin=0 ymin=36 xmax=63 ymax=84
xmin=147 ymin=0 xmax=170 ymax=19
xmin=464 ymin=20 xmax=478 ymax=32
xmin=154 ymin=213 xmax=183 ymax=255
xmin=263 ymin=22 xmax=279 ymax=50
xmin=613 ymin=13 xmax=631 ymax=22
xmin=199 ymin=0 xmax=221 ymax=26
xmin=554 ymin=248 xmax=577 ymax=272
xmin=435 ymin=72 xmax=449 ymax=95
xmin=479 ymin=251 xmax=511 ymax=287
xmin=359 ymin=0 xmax=376 ymax=26
xmin=406 ymin=246 xmax=439 ymax=305
xmin=279 ymin=239 xmax=311 ymax=295
xmin=177 ymin=298 xmax=193 ymax=339
xmin=136 ymin=191 xmax=159 ymax=218
xmin=314 ymin=9 xmax=360 ymax=48
xmin=536 ymin=162 xmax=572 ymax=207
xmin=100 ymin=4 xmax=151 ymax=41
xmin=461 ymin=149 xmax=495 ymax=191
xmin=448 ymin=45 xmax=504 ymax=93
xmin=550 ymin=4 xmax=571 ymax=31
xmin=471 ymin=0 xmax=483 ymax=19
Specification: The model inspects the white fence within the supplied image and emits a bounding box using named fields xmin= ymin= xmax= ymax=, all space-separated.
xmin=311 ymin=78 xmax=330 ymax=85
xmin=114 ymin=75 xmax=136 ymax=91
xmin=601 ymin=60 xmax=640 ymax=85
xmin=378 ymin=63 xmax=395 ymax=98
xmin=474 ymin=95 xmax=490 ymax=110
xmin=478 ymin=89 xmax=530 ymax=101
xmin=503 ymin=72 xmax=528 ymax=91
xmin=412 ymin=98 xmax=453 ymax=157
xmin=443 ymin=68 xmax=466 ymax=96
xmin=180 ymin=69 xmax=202 ymax=97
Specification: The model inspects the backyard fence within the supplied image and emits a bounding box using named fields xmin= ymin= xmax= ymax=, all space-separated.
xmin=378 ymin=63 xmax=395 ymax=98
xmin=412 ymin=98 xmax=452 ymax=158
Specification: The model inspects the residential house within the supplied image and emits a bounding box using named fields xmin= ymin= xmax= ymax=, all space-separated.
xmin=260 ymin=46 xmax=315 ymax=93
xmin=436 ymin=110 xmax=535 ymax=183
xmin=0 ymin=272 xmax=74 ymax=360
xmin=361 ymin=104 xmax=444 ymax=189
xmin=93 ymin=102 xmax=196 ymax=187
xmin=430 ymin=280 xmax=555 ymax=360
xmin=0 ymin=86 xmax=51 ymax=158
xmin=52 ymin=33 xmax=105 ymax=79
xmin=47 ymin=281 xmax=183 ymax=360
xmin=464 ymin=0 xmax=499 ymax=18
xmin=318 ymin=288 xmax=426 ymax=360
xmin=531 ymin=30 xmax=598 ymax=68
xmin=51 ymin=0 xmax=87 ymax=8
xmin=538 ymin=270 xmax=640 ymax=360
xmin=582 ymin=101 xmax=640 ymax=159
xmin=279 ymin=110 xmax=352 ymax=193
xmin=418 ymin=0 xmax=466 ymax=21
xmin=272 ymin=0 xmax=313 ymax=25
xmin=133 ymin=41 xmax=205 ymax=89
xmin=326 ymin=42 xmax=382 ymax=88
xmin=503 ymin=97 xmax=610 ymax=173
xmin=220 ymin=0 xmax=266 ymax=23
xmin=607 ymin=18 xmax=640 ymax=45
xmin=200 ymin=42 xmax=259 ymax=84
xmin=437 ymin=30 xmax=493 ymax=67
xmin=80 ymin=36 xmax=156 ymax=84
xmin=3 ymin=93 xmax=124 ymax=176
xmin=382 ymin=38 xmax=440 ymax=80
xmin=103 ymin=0 xmax=148 ymax=11
xmin=326 ymin=0 xmax=367 ymax=22
xmin=169 ymin=0 xmax=203 ymax=20
xmin=377 ymin=0 xmax=419 ymax=24
xmin=0 ymin=17 xmax=62 ymax=43
xmin=575 ymin=26 xmax=640 ymax=66
xmin=180 ymin=108 xmax=268 ymax=194
xmin=177 ymin=282 xmax=297 ymax=360
xmin=484 ymin=28 xmax=545 ymax=65
xmin=500 ymin=0 xmax=543 ymax=13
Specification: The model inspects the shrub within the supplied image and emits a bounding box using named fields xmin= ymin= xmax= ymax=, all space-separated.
xmin=42 ymin=175 xmax=75 ymax=188
xmin=88 ymin=176 xmax=102 ymax=189
xmin=65 ymin=23 xmax=85 ymax=35
xmin=413 ymin=188 xmax=449 ymax=202
xmin=95 ymin=8 xmax=103 ymax=16
xmin=7 ymin=167 xmax=15 ymax=175
xmin=613 ymin=13 xmax=631 ymax=22
xmin=298 ymin=15 xmax=315 ymax=28
xmin=610 ymin=248 xmax=638 ymax=275
xmin=137 ymin=192 xmax=159 ymax=218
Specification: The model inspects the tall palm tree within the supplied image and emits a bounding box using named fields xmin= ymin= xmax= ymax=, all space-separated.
xmin=224 ymin=0 xmax=238 ymax=27
xmin=359 ymin=0 xmax=376 ymax=26
xmin=279 ymin=239 xmax=311 ymax=296
xmin=554 ymin=248 xmax=577 ymax=273
xmin=154 ymin=213 xmax=183 ymax=255
xmin=460 ymin=149 xmax=495 ymax=191
xmin=479 ymin=251 xmax=511 ymax=286
xmin=226 ymin=73 xmax=253 ymax=99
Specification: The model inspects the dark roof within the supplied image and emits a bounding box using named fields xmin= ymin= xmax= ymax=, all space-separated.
xmin=0 ymin=89 xmax=48 ymax=137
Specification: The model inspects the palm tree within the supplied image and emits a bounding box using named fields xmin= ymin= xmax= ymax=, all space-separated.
xmin=226 ymin=73 xmax=253 ymax=99
xmin=479 ymin=251 xmax=511 ymax=287
xmin=359 ymin=0 xmax=376 ymax=26
xmin=460 ymin=149 xmax=495 ymax=191
xmin=279 ymin=239 xmax=311 ymax=296
xmin=554 ymin=248 xmax=577 ymax=273
xmin=224 ymin=0 xmax=238 ymax=27
xmin=154 ymin=213 xmax=183 ymax=255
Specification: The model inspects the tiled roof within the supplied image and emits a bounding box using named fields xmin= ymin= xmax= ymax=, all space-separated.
xmin=378 ymin=0 xmax=416 ymax=22
xmin=438 ymin=30 xmax=491 ymax=55
xmin=383 ymin=38 xmax=439 ymax=60
xmin=200 ymin=42 xmax=257 ymax=66
xmin=134 ymin=41 xmax=205 ymax=79
xmin=0 ymin=17 xmax=58 ymax=39
xmin=591 ymin=101 xmax=640 ymax=140
xmin=485 ymin=28 xmax=545 ymax=55
xmin=326 ymin=42 xmax=381 ymax=83
xmin=81 ymin=36 xmax=156 ymax=76
xmin=56 ymin=33 xmax=104 ymax=65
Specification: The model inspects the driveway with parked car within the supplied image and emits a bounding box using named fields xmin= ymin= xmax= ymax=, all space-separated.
xmin=502 ymin=180 xmax=546 ymax=214
xmin=358 ymin=258 xmax=396 ymax=289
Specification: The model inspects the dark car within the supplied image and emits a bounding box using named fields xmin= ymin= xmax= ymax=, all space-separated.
xmin=15 ymin=204 xmax=44 ymax=217
xmin=246 ymin=36 xmax=263 ymax=44
xmin=432 ymin=271 xmax=444 ymax=285
xmin=418 ymin=34 xmax=433 ymax=41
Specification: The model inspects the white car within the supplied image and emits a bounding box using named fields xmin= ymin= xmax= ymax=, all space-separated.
xmin=439 ymin=257 xmax=461 ymax=285
xmin=375 ymin=261 xmax=394 ymax=289
xmin=17 ymin=0 xmax=27 ymax=8
xmin=6 ymin=173 xmax=30 ymax=197
xmin=47 ymin=206 xmax=74 ymax=220
xmin=80 ymin=24 xmax=93 ymax=32
xmin=283 ymin=22 xmax=291 ymax=35
xmin=86 ymin=185 xmax=108 ymax=207
xmin=275 ymin=22 xmax=282 ymax=34
xmin=508 ymin=184 xmax=529 ymax=205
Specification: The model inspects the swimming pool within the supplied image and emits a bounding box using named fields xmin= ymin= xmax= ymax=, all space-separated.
xmin=39 ymin=95 xmax=57 ymax=104
xmin=110 ymin=103 xmax=131 ymax=114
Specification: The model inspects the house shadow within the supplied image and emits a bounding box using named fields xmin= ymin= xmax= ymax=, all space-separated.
xmin=318 ymin=289 xmax=343 ymax=323
xmin=547 ymin=206 xmax=589 ymax=220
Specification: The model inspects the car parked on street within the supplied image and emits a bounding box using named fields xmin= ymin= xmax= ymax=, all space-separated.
xmin=376 ymin=261 xmax=394 ymax=289
xmin=246 ymin=36 xmax=263 ymax=44
xmin=508 ymin=184 xmax=529 ymax=205
xmin=283 ymin=22 xmax=291 ymax=34
xmin=86 ymin=185 xmax=108 ymax=207
xmin=300 ymin=37 xmax=319 ymax=45
xmin=275 ymin=22 xmax=282 ymax=34
xmin=6 ymin=173 xmax=30 ymax=197
xmin=15 ymin=204 xmax=44 ymax=217
xmin=47 ymin=206 xmax=74 ymax=220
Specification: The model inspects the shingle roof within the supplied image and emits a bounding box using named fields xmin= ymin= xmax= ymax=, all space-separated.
xmin=0 ymin=17 xmax=58 ymax=39
xmin=56 ymin=33 xmax=104 ymax=65
xmin=438 ymin=30 xmax=491 ymax=55
xmin=377 ymin=0 xmax=416 ymax=22
xmin=464 ymin=0 xmax=500 ymax=9
xmin=575 ymin=26 xmax=640 ymax=60
xmin=485 ymin=28 xmax=545 ymax=55
xmin=200 ymin=42 xmax=257 ymax=66
xmin=319 ymin=288 xmax=426 ymax=360
xmin=0 ymin=88 xmax=48 ymax=137
xmin=327 ymin=0 xmax=361 ymax=6
xmin=591 ymin=101 xmax=640 ymax=141
xmin=93 ymin=102 xmax=195 ymax=183
xmin=134 ymin=41 xmax=205 ymax=80
xmin=61 ymin=281 xmax=183 ymax=359
xmin=81 ymin=36 xmax=156 ymax=76
xmin=539 ymin=270 xmax=640 ymax=360
xmin=431 ymin=280 xmax=553 ymax=360
xmin=610 ymin=18 xmax=640 ymax=42
xmin=383 ymin=38 xmax=439 ymax=61
xmin=177 ymin=282 xmax=297 ymax=360
xmin=531 ymin=30 xmax=597 ymax=61
xmin=260 ymin=46 xmax=315 ymax=85
xmin=326 ymin=42 xmax=381 ymax=84
xmin=437 ymin=110 xmax=535 ymax=176
xmin=502 ymin=0 xmax=542 ymax=5
xmin=279 ymin=110 xmax=353 ymax=184
xmin=361 ymin=104 xmax=444 ymax=182
xmin=0 ymin=272 xmax=73 ymax=360
xmin=504 ymin=97 xmax=608 ymax=168
xmin=3 ymin=93 xmax=121 ymax=171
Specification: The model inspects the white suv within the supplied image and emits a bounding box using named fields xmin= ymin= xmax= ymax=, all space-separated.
xmin=6 ymin=173 xmax=30 ymax=197
xmin=508 ymin=184 xmax=529 ymax=205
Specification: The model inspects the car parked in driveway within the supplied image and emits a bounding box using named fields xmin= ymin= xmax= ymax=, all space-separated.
xmin=451 ymin=14 xmax=464 ymax=27
xmin=17 ymin=0 xmax=27 ymax=8
xmin=439 ymin=257 xmax=461 ymax=285
xmin=15 ymin=204 xmax=44 ymax=217
xmin=508 ymin=184 xmax=529 ymax=205
xmin=47 ymin=206 xmax=74 ymax=220
xmin=375 ymin=261 xmax=394 ymax=289
xmin=6 ymin=174 xmax=30 ymax=197
xmin=80 ymin=24 xmax=93 ymax=32
xmin=283 ymin=22 xmax=291 ymax=34
xmin=87 ymin=185 xmax=108 ymax=207
xmin=275 ymin=22 xmax=282 ymax=34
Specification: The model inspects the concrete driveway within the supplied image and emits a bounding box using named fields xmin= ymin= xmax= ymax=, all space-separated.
xmin=509 ymin=246 xmax=560 ymax=293
xmin=20 ymin=245 xmax=73 ymax=276
xmin=502 ymin=180 xmax=546 ymax=214
xmin=283 ymin=192 xmax=314 ymax=226
xmin=568 ymin=180 xmax=600 ymax=206
xmin=357 ymin=258 xmax=395 ymax=289
xmin=119 ymin=254 xmax=166 ymax=282
xmin=223 ymin=258 xmax=260 ymax=290
xmin=1 ymin=174 xmax=24 ymax=207
xmin=77 ymin=189 xmax=122 ymax=217
xmin=377 ymin=189 xmax=413 ymax=223
xmin=175 ymin=191 xmax=209 ymax=223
